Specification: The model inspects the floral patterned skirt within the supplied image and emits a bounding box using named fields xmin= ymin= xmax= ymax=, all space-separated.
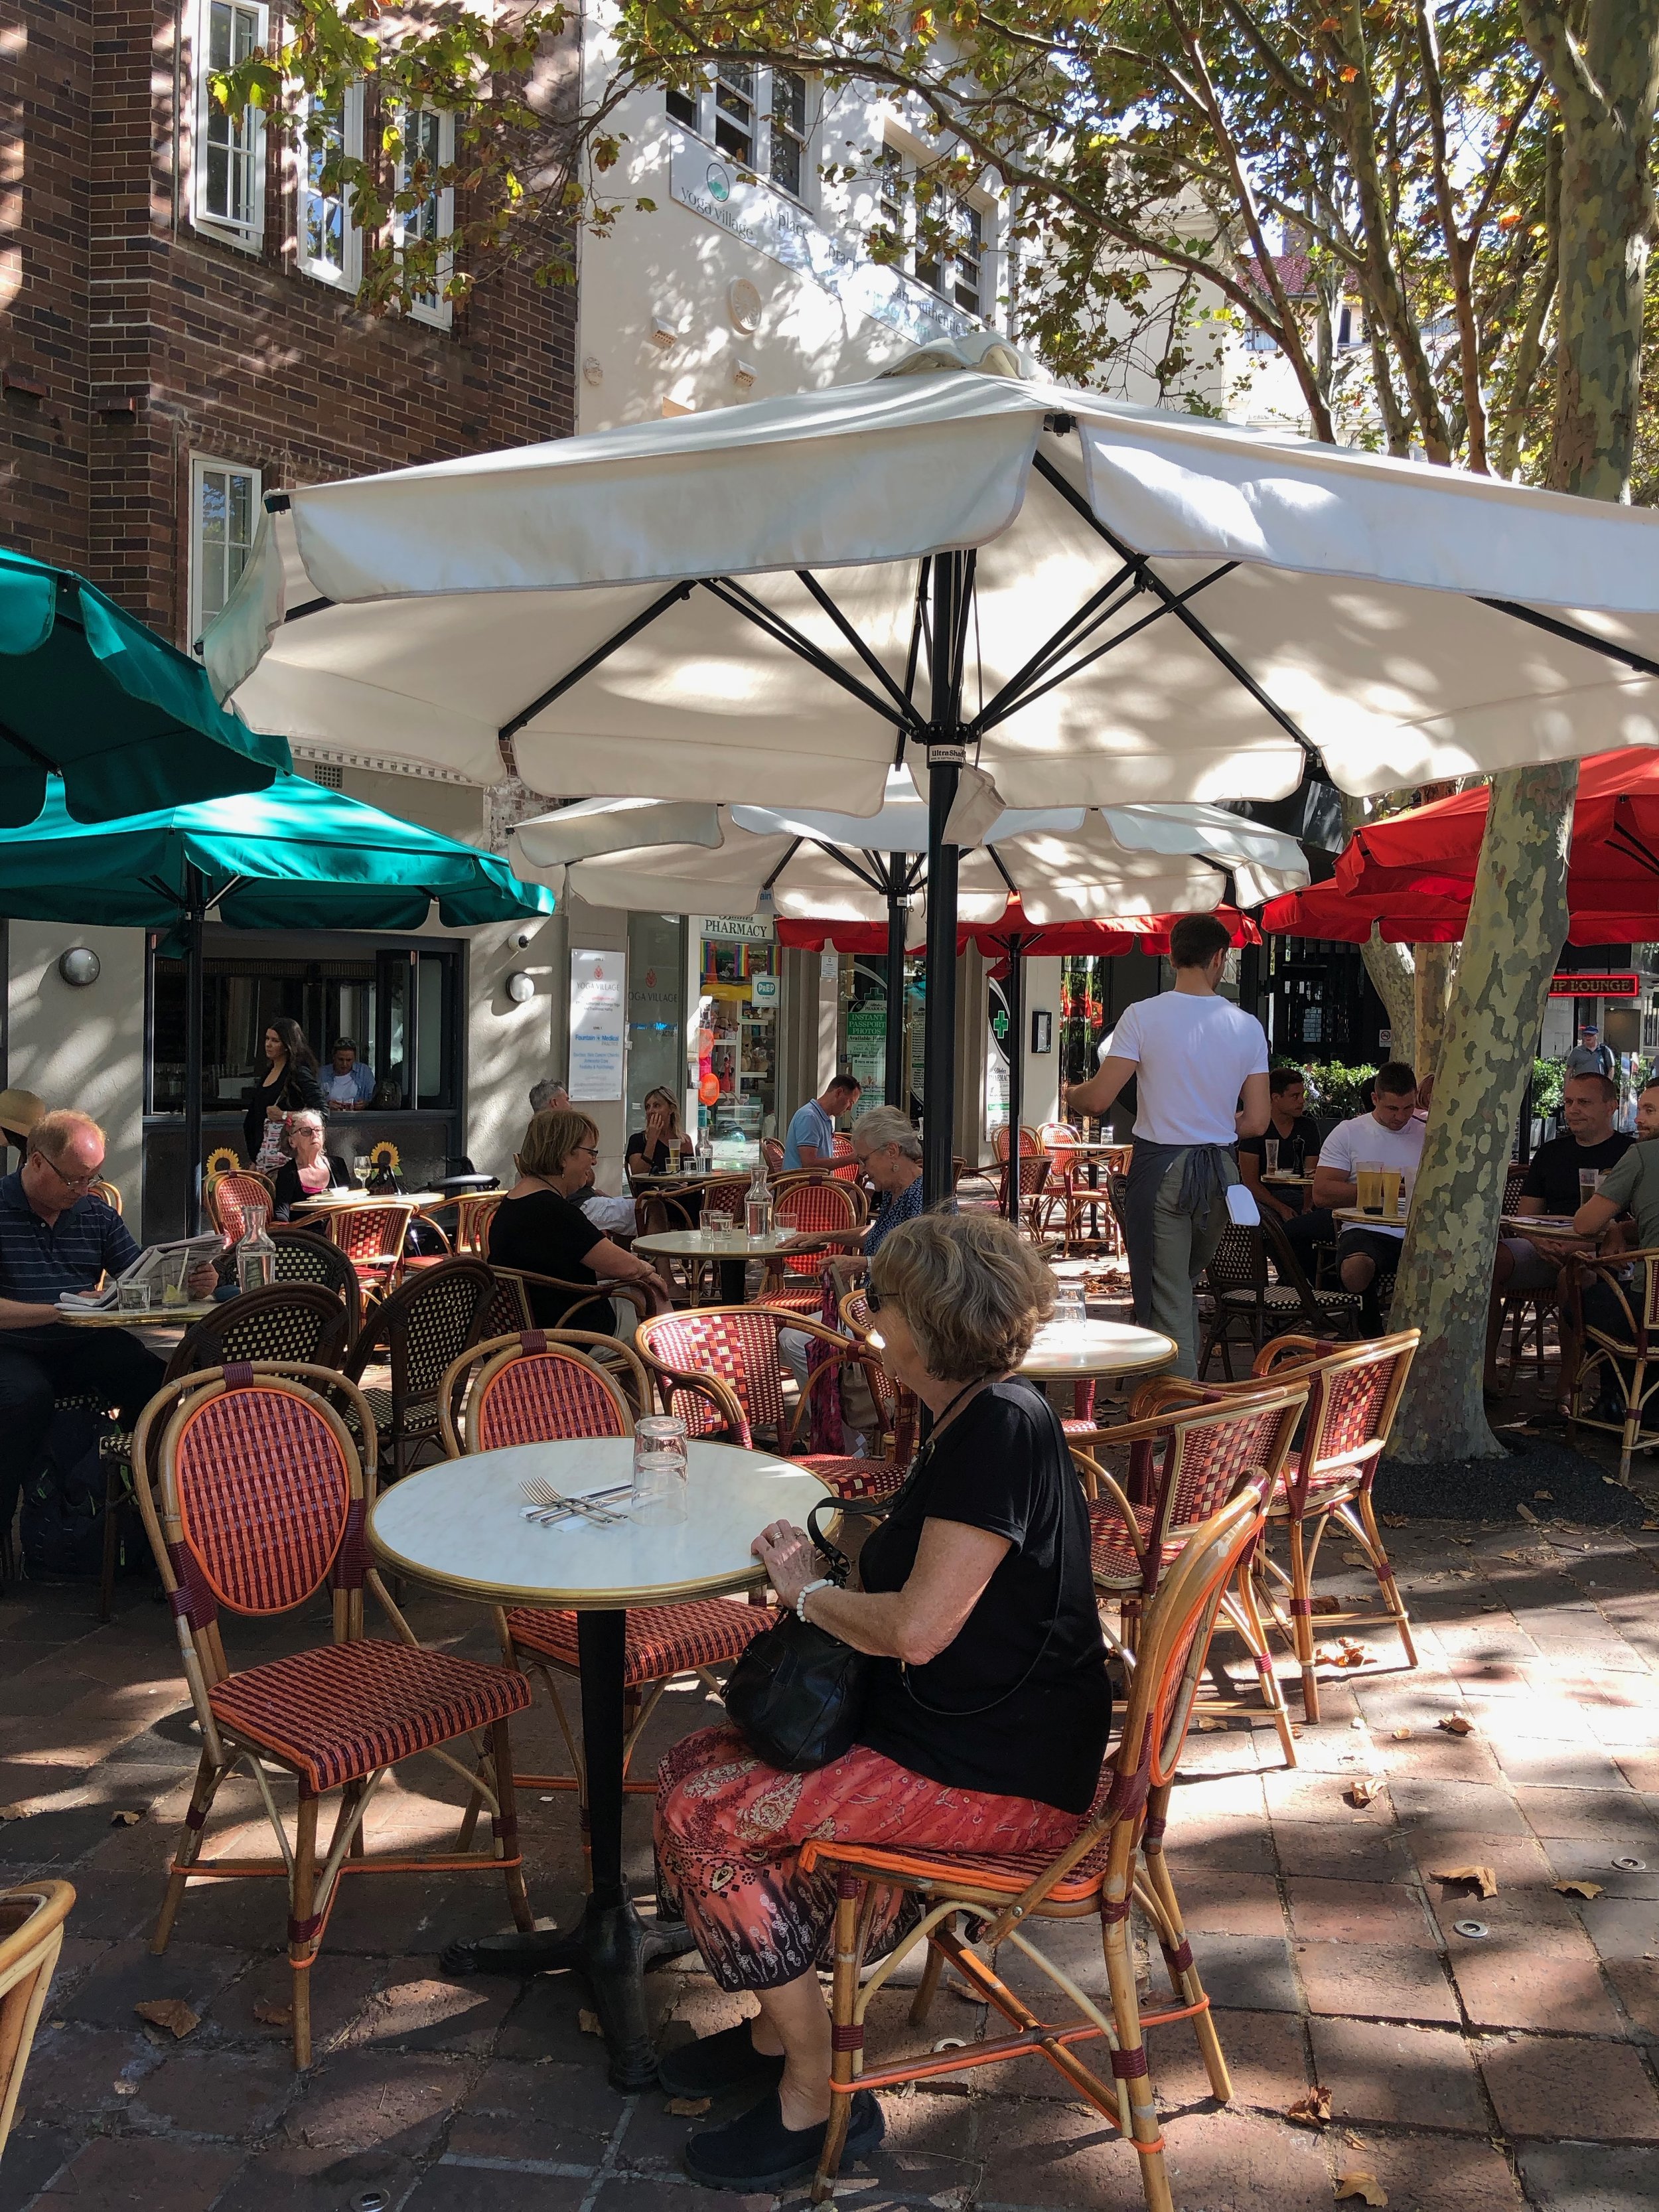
xmin=654 ymin=1724 xmax=1081 ymax=1993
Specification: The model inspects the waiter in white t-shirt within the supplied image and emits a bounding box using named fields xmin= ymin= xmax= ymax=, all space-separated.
xmin=1312 ymin=1063 xmax=1425 ymax=1327
xmin=1069 ymin=913 xmax=1271 ymax=1376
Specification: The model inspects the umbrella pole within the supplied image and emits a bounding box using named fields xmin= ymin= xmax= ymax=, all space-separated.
xmin=1003 ymin=934 xmax=1025 ymax=1224
xmin=885 ymin=862 xmax=908 ymax=1114
xmin=922 ymin=553 xmax=968 ymax=1207
xmin=183 ymin=870 xmax=205 ymax=1236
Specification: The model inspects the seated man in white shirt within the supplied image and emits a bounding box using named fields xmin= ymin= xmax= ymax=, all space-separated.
xmin=1312 ymin=1063 xmax=1426 ymax=1328
xmin=524 ymin=1078 xmax=639 ymax=1237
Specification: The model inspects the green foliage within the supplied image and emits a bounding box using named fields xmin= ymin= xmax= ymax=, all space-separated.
xmin=1532 ymin=1055 xmax=1565 ymax=1116
xmin=1300 ymin=1061 xmax=1375 ymax=1118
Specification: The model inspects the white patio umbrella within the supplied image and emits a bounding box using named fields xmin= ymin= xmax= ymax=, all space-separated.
xmin=207 ymin=334 xmax=1659 ymax=1195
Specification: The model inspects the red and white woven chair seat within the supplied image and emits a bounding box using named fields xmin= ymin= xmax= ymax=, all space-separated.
xmin=1267 ymin=1463 xmax=1366 ymax=1514
xmin=207 ymin=1639 xmax=531 ymax=1795
xmin=798 ymin=1453 xmax=906 ymax=1503
xmin=758 ymin=1288 xmax=824 ymax=1317
xmin=1086 ymin=1498 xmax=1187 ymax=1589
xmin=505 ymin=1597 xmax=771 ymax=1683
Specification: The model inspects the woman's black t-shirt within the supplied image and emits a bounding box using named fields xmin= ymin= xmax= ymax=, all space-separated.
xmin=488 ymin=1189 xmax=607 ymax=1330
xmin=242 ymin=1061 xmax=325 ymax=1159
xmin=626 ymin=1133 xmax=692 ymax=1177
xmin=854 ymin=1379 xmax=1111 ymax=1815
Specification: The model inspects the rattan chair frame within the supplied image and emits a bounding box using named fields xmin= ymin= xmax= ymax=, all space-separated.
xmin=636 ymin=1303 xmax=887 ymax=1455
xmin=165 ymin=1282 xmax=352 ymax=1380
xmin=1564 ymin=1248 xmax=1659 ymax=1481
xmin=342 ymin=1258 xmax=498 ymax=1483
xmin=1068 ymin=1379 xmax=1307 ymax=1765
xmin=0 ymin=1880 xmax=74 ymax=2158
xmin=205 ymin=1169 xmax=275 ymax=1243
xmin=324 ymin=1199 xmax=417 ymax=1299
xmin=271 ymin=1226 xmax=362 ymax=1337
xmin=451 ymin=1191 xmax=504 ymax=1256
xmin=802 ymin=1491 xmax=1269 ymax=2212
xmin=1237 ymin=1331 xmax=1421 ymax=1720
xmin=488 ymin=1265 xmax=654 ymax=1337
xmin=129 ymin=1361 xmax=533 ymax=2067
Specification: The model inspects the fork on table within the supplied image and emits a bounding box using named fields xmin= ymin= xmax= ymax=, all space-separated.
xmin=518 ymin=1478 xmax=632 ymax=1526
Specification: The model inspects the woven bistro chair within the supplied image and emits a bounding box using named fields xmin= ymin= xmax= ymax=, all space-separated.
xmin=0 ymin=1880 xmax=74 ymax=2160
xmin=129 ymin=1361 xmax=533 ymax=2069
xmin=1197 ymin=1218 xmax=1364 ymax=1377
xmin=835 ymin=1287 xmax=922 ymax=1503
xmin=760 ymin=1136 xmax=786 ymax=1175
xmin=488 ymin=1266 xmax=654 ymax=1339
xmin=828 ymin=1132 xmax=863 ymax=1183
xmin=342 ymin=1258 xmax=497 ymax=1484
xmin=1233 ymin=1331 xmax=1422 ymax=1720
xmin=165 ymin=1283 xmax=352 ymax=1381
xmin=800 ymin=1488 xmax=1273 ymax=2212
xmin=635 ymin=1305 xmax=902 ymax=1505
xmin=1068 ymin=1378 xmax=1308 ymax=1766
xmin=436 ymin=1329 xmax=770 ymax=1862
xmin=324 ymin=1199 xmax=417 ymax=1301
xmin=206 ymin=1168 xmax=275 ymax=1243
xmin=90 ymin=1177 xmax=122 ymax=1214
xmin=1564 ymin=1247 xmax=1659 ymax=1481
xmin=271 ymin=1226 xmax=362 ymax=1337
xmin=759 ymin=1177 xmax=868 ymax=1315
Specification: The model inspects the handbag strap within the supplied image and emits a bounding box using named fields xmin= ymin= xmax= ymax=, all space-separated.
xmin=901 ymin=1382 xmax=1072 ymax=1722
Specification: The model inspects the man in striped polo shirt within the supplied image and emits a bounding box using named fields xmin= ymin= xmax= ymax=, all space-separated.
xmin=0 ymin=1110 xmax=216 ymax=1551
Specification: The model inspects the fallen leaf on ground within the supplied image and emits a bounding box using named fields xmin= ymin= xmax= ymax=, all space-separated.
xmin=113 ymin=2080 xmax=137 ymax=2097
xmin=1515 ymin=1503 xmax=1540 ymax=1524
xmin=109 ymin=1810 xmax=143 ymax=1827
xmin=578 ymin=2009 xmax=603 ymax=2036
xmin=1533 ymin=1489 xmax=1553 ymax=1501
xmin=252 ymin=1999 xmax=292 ymax=2026
xmin=1286 ymin=2085 xmax=1332 ymax=2128
xmin=134 ymin=1999 xmax=198 ymax=2039
xmin=668 ymin=2096 xmax=711 ymax=2116
xmin=1311 ymin=1594 xmax=1344 ymax=1615
xmin=1392 ymin=1728 xmax=1412 ymax=1739
xmin=1381 ymin=1514 xmax=1409 ymax=1528
xmin=1642 ymin=1519 xmax=1659 ymax=1530
xmin=0 ymin=1804 xmax=31 ymax=1822
xmin=1433 ymin=1864 xmax=1498 ymax=1897
xmin=1554 ymin=1880 xmax=1604 ymax=1899
xmin=1334 ymin=2175 xmax=1387 ymax=2205
xmin=1196 ymin=1718 xmax=1229 ymax=1732
xmin=1438 ymin=1713 xmax=1475 ymax=1735
xmin=1346 ymin=1777 xmax=1380 ymax=1808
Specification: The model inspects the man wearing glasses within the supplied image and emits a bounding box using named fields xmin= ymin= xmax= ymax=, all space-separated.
xmin=0 ymin=1110 xmax=217 ymax=1548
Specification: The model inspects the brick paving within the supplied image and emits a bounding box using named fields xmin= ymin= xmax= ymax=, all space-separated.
xmin=3 ymin=1474 xmax=1658 ymax=2211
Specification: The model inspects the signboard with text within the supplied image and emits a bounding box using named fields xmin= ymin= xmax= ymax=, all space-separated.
xmin=1549 ymin=973 xmax=1639 ymax=999
xmin=569 ymin=948 xmax=625 ymax=1100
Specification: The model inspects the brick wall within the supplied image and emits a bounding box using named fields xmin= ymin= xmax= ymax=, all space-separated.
xmin=3 ymin=0 xmax=576 ymax=642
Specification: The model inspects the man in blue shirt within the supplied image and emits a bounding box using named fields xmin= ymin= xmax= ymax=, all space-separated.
xmin=323 ymin=1038 xmax=376 ymax=1109
xmin=782 ymin=1074 xmax=861 ymax=1171
xmin=0 ymin=1110 xmax=218 ymax=1546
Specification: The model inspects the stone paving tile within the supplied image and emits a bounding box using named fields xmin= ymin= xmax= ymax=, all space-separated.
xmin=1283 ymin=1876 xmax=1437 ymax=1947
xmin=1447 ymin=1938 xmax=1628 ymax=2037
xmin=209 ymin=2147 xmax=425 ymax=2212
xmin=1156 ymin=2103 xmax=1335 ymax=2212
xmin=1306 ymin=2015 xmax=1492 ymax=2132
xmin=1513 ymin=2140 xmax=1659 ymax=2211
xmin=1294 ymin=1940 xmax=1462 ymax=2024
xmin=1333 ymin=2126 xmax=1528 ymax=2211
xmin=34 ymin=2138 xmax=243 ymax=2209
xmin=1479 ymin=2030 xmax=1659 ymax=2142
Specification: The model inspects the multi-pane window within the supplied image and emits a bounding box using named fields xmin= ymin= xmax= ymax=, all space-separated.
xmin=195 ymin=0 xmax=267 ymax=244
xmin=394 ymin=108 xmax=455 ymax=327
xmin=666 ymin=68 xmax=814 ymax=202
xmin=952 ymin=202 xmax=983 ymax=313
xmin=190 ymin=457 xmax=260 ymax=644
xmin=713 ymin=62 xmax=755 ymax=164
xmin=295 ymin=84 xmax=363 ymax=287
xmin=769 ymin=71 xmax=807 ymax=199
xmin=879 ymin=143 xmax=991 ymax=319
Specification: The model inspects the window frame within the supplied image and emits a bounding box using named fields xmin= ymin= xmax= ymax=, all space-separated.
xmin=192 ymin=0 xmax=269 ymax=251
xmin=294 ymin=78 xmax=366 ymax=289
xmin=877 ymin=139 xmax=993 ymax=321
xmin=188 ymin=454 xmax=262 ymax=652
xmin=392 ymin=105 xmax=456 ymax=329
xmin=664 ymin=66 xmax=816 ymax=206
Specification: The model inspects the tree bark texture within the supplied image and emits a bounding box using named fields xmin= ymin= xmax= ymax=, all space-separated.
xmin=1388 ymin=763 xmax=1575 ymax=1461
xmin=1361 ymin=933 xmax=1415 ymax=1068
xmin=1412 ymin=941 xmax=1459 ymax=1088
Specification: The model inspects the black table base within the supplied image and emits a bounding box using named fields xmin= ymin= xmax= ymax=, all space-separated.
xmin=717 ymin=1255 xmax=749 ymax=1304
xmin=441 ymin=1607 xmax=697 ymax=2089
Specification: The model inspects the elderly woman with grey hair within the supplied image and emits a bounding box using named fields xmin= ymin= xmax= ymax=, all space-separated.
xmin=656 ymin=1211 xmax=1110 ymax=2191
xmin=269 ymin=1110 xmax=350 ymax=1218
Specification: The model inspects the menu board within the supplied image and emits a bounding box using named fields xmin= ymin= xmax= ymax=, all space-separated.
xmin=569 ymin=948 xmax=624 ymax=1100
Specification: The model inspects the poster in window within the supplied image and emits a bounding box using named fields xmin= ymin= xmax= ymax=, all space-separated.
xmin=569 ymin=948 xmax=625 ymax=1100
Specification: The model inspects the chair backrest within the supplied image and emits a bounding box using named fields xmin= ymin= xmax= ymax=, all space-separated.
xmin=452 ymin=1191 xmax=503 ymax=1256
xmin=133 ymin=1364 xmax=378 ymax=1630
xmin=775 ymin=1175 xmax=865 ymax=1272
xmin=270 ymin=1226 xmax=362 ymax=1337
xmin=91 ymin=1177 xmax=122 ymax=1215
xmin=328 ymin=1201 xmax=415 ymax=1263
xmin=637 ymin=1305 xmax=794 ymax=1443
xmin=760 ymin=1137 xmax=786 ymax=1174
xmin=837 ymin=1288 xmax=918 ymax=1464
xmin=0 ymin=1879 xmax=74 ymax=2158
xmin=344 ymin=1258 xmax=497 ymax=1410
xmin=635 ymin=1188 xmax=699 ymax=1237
xmin=993 ymin=1125 xmax=1043 ymax=1163
xmin=206 ymin=1169 xmax=274 ymax=1243
xmin=1502 ymin=1163 xmax=1528 ymax=1215
xmin=997 ymin=1153 xmax=1051 ymax=1205
xmin=165 ymin=1283 xmax=351 ymax=1381
xmin=1202 ymin=1221 xmax=1267 ymax=1297
xmin=697 ymin=1175 xmax=753 ymax=1217
xmin=1261 ymin=1330 xmax=1419 ymax=1510
xmin=1258 ymin=1211 xmax=1352 ymax=1335
xmin=445 ymin=1331 xmax=640 ymax=1455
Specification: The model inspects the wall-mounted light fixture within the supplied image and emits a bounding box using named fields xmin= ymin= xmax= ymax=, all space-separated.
xmin=506 ymin=971 xmax=537 ymax=1004
xmin=58 ymin=947 xmax=101 ymax=988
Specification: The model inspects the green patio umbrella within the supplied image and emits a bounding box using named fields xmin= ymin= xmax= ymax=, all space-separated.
xmin=0 ymin=772 xmax=556 ymax=1228
xmin=0 ymin=547 xmax=291 ymax=826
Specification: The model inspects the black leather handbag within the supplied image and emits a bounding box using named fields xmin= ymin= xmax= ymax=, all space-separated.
xmin=723 ymin=1503 xmax=872 ymax=1771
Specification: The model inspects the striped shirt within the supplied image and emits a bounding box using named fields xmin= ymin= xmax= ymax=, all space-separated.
xmin=0 ymin=1170 xmax=139 ymax=1331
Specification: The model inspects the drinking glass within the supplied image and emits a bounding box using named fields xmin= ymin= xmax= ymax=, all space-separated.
xmin=352 ymin=1154 xmax=372 ymax=1191
xmin=116 ymin=1280 xmax=151 ymax=1316
xmin=1379 ymin=1168 xmax=1403 ymax=1218
xmin=1054 ymin=1284 xmax=1088 ymax=1327
xmin=1355 ymin=1159 xmax=1385 ymax=1215
xmin=160 ymin=1248 xmax=192 ymax=1308
xmin=632 ymin=1415 xmax=689 ymax=1520
xmin=1264 ymin=1138 xmax=1280 ymax=1175
xmin=703 ymin=1205 xmax=733 ymax=1240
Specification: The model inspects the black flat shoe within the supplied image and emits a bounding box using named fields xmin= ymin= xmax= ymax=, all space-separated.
xmin=682 ymin=2087 xmax=884 ymax=2191
xmin=658 ymin=2020 xmax=786 ymax=2100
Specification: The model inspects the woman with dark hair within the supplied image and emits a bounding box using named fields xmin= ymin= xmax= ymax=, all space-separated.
xmin=243 ymin=1016 xmax=324 ymax=1162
